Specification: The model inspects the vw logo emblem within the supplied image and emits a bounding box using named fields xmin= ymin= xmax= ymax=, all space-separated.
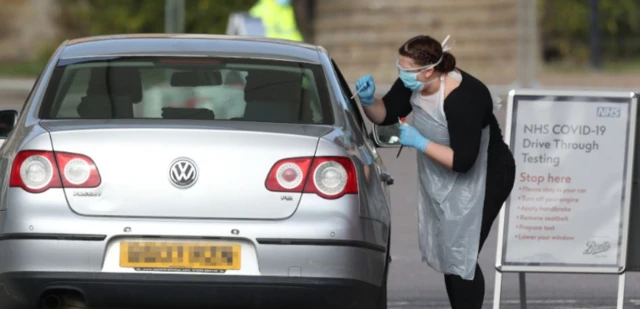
xmin=169 ymin=158 xmax=198 ymax=189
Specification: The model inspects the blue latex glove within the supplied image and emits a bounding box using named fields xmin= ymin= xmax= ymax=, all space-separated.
xmin=399 ymin=124 xmax=430 ymax=152
xmin=354 ymin=75 xmax=376 ymax=106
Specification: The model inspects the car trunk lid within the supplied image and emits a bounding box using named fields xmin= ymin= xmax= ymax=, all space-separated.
xmin=40 ymin=120 xmax=332 ymax=220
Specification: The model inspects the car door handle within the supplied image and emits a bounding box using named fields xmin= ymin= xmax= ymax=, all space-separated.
xmin=380 ymin=172 xmax=394 ymax=185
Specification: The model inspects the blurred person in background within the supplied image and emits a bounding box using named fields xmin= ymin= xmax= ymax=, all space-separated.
xmin=354 ymin=35 xmax=516 ymax=309
xmin=249 ymin=0 xmax=303 ymax=42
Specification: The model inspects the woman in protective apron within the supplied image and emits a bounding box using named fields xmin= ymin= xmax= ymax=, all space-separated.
xmin=354 ymin=34 xmax=516 ymax=309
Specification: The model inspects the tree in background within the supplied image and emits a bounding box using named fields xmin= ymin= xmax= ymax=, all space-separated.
xmin=54 ymin=0 xmax=256 ymax=37
xmin=35 ymin=0 xmax=255 ymax=62
xmin=42 ymin=0 xmax=321 ymax=61
xmin=540 ymin=0 xmax=640 ymax=64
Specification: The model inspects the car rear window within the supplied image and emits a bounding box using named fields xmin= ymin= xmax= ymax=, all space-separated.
xmin=39 ymin=56 xmax=334 ymax=124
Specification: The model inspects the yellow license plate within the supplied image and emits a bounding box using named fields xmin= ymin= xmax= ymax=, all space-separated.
xmin=119 ymin=241 xmax=241 ymax=270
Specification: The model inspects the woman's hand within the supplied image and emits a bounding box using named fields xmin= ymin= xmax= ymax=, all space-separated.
xmin=399 ymin=124 xmax=430 ymax=152
xmin=354 ymin=74 xmax=389 ymax=125
xmin=354 ymin=75 xmax=376 ymax=106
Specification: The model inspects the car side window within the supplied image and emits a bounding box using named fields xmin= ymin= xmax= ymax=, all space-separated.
xmin=331 ymin=59 xmax=366 ymax=131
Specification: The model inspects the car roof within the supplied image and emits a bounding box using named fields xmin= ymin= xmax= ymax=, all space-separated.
xmin=59 ymin=34 xmax=326 ymax=64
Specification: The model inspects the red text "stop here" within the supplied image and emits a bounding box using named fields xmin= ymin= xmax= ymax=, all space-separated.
xmin=520 ymin=172 xmax=572 ymax=185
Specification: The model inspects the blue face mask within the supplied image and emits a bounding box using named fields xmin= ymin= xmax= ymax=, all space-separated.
xmin=398 ymin=70 xmax=424 ymax=91
xmin=276 ymin=0 xmax=292 ymax=6
xmin=396 ymin=59 xmax=440 ymax=92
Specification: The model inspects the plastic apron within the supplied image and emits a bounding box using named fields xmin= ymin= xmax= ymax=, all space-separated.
xmin=411 ymin=73 xmax=491 ymax=280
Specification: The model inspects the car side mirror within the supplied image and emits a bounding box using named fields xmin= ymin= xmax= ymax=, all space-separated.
xmin=371 ymin=124 xmax=402 ymax=148
xmin=0 ymin=110 xmax=19 ymax=141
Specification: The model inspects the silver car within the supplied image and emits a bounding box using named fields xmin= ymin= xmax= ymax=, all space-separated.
xmin=0 ymin=34 xmax=395 ymax=309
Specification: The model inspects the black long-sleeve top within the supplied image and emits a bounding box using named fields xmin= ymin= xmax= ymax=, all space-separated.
xmin=380 ymin=69 xmax=513 ymax=173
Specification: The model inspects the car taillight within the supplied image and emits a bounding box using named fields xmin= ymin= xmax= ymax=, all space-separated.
xmin=10 ymin=151 xmax=60 ymax=193
xmin=265 ymin=156 xmax=357 ymax=199
xmin=55 ymin=152 xmax=101 ymax=188
xmin=265 ymin=157 xmax=312 ymax=192
xmin=9 ymin=150 xmax=101 ymax=193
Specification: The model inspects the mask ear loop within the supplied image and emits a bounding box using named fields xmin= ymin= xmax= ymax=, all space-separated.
xmin=441 ymin=34 xmax=455 ymax=53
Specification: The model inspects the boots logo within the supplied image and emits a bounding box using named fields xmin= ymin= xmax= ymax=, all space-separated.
xmin=583 ymin=241 xmax=611 ymax=255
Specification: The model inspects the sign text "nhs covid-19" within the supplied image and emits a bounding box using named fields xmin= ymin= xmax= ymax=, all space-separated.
xmin=523 ymin=124 xmax=607 ymax=136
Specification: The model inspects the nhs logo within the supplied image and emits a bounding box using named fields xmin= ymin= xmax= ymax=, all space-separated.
xmin=596 ymin=106 xmax=621 ymax=118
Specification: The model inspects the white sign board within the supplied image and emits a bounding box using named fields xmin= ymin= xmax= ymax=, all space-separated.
xmin=496 ymin=89 xmax=638 ymax=273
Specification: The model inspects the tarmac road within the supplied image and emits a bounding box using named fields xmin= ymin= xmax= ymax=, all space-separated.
xmin=1 ymin=79 xmax=639 ymax=308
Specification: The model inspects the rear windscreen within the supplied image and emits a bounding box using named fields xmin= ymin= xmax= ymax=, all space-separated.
xmin=39 ymin=57 xmax=334 ymax=124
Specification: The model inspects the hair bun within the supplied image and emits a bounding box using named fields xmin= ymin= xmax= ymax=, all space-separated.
xmin=436 ymin=52 xmax=456 ymax=72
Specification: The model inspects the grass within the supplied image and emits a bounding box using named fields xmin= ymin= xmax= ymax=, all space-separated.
xmin=0 ymin=60 xmax=47 ymax=78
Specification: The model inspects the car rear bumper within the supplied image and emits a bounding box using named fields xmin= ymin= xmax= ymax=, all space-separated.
xmin=0 ymin=235 xmax=385 ymax=281
xmin=0 ymin=271 xmax=381 ymax=309
xmin=0 ymin=235 xmax=387 ymax=308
